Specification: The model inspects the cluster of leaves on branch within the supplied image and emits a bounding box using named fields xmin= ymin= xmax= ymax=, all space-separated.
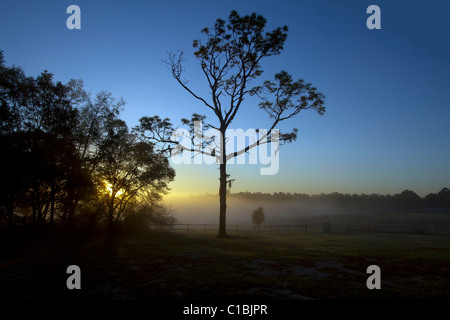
xmin=163 ymin=10 xmax=325 ymax=163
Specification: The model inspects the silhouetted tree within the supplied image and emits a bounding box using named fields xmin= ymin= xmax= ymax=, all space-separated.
xmin=0 ymin=133 xmax=28 ymax=226
xmin=396 ymin=190 xmax=423 ymax=212
xmin=436 ymin=187 xmax=450 ymax=213
xmin=425 ymin=188 xmax=450 ymax=213
xmin=1 ymin=51 xmax=175 ymax=230
xmin=145 ymin=10 xmax=325 ymax=237
xmin=96 ymin=119 xmax=175 ymax=227
xmin=62 ymin=90 xmax=125 ymax=226
xmin=252 ymin=206 xmax=265 ymax=229
xmin=0 ymin=51 xmax=31 ymax=225
xmin=0 ymin=56 xmax=85 ymax=226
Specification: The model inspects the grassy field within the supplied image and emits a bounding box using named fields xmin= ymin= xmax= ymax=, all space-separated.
xmin=1 ymin=227 xmax=449 ymax=300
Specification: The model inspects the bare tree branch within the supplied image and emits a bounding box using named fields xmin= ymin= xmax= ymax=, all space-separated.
xmin=164 ymin=51 xmax=216 ymax=112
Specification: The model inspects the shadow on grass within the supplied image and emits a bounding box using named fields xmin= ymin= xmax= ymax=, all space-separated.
xmin=1 ymin=227 xmax=450 ymax=300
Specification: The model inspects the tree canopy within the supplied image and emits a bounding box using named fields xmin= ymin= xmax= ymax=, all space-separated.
xmin=148 ymin=10 xmax=327 ymax=237
xmin=0 ymin=50 xmax=175 ymax=231
xmin=252 ymin=206 xmax=265 ymax=227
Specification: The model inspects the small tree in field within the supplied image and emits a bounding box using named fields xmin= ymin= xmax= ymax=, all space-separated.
xmin=252 ymin=206 xmax=265 ymax=229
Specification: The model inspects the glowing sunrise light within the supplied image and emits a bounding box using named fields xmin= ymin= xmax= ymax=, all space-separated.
xmin=104 ymin=181 xmax=124 ymax=196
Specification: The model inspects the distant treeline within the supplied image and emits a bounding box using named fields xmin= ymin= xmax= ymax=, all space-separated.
xmin=227 ymin=188 xmax=450 ymax=213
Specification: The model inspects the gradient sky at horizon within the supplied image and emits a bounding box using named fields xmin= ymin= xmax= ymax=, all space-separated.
xmin=1 ymin=0 xmax=449 ymax=197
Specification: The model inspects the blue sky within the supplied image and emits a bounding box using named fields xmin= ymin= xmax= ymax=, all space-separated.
xmin=1 ymin=0 xmax=449 ymax=196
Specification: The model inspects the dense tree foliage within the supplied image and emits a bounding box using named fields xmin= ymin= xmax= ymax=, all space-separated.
xmin=0 ymin=50 xmax=175 ymax=231
xmin=251 ymin=206 xmax=265 ymax=228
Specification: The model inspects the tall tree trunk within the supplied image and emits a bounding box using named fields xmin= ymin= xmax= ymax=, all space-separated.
xmin=108 ymin=193 xmax=115 ymax=227
xmin=218 ymin=127 xmax=228 ymax=238
xmin=6 ymin=203 xmax=14 ymax=227
xmin=31 ymin=201 xmax=37 ymax=224
xmin=35 ymin=187 xmax=44 ymax=225
xmin=41 ymin=202 xmax=49 ymax=223
xmin=49 ymin=180 xmax=56 ymax=227
xmin=218 ymin=164 xmax=227 ymax=238
xmin=67 ymin=198 xmax=78 ymax=227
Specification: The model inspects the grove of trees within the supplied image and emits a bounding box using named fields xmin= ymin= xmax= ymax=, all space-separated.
xmin=0 ymin=50 xmax=176 ymax=232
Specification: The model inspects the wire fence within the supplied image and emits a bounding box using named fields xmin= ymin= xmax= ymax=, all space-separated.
xmin=321 ymin=222 xmax=450 ymax=235
xmin=149 ymin=223 xmax=239 ymax=232
xmin=149 ymin=222 xmax=450 ymax=235
xmin=252 ymin=224 xmax=308 ymax=233
xmin=149 ymin=223 xmax=308 ymax=233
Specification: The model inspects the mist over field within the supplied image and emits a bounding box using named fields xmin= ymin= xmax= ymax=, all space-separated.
xmin=165 ymin=194 xmax=379 ymax=226
xmin=163 ymin=190 xmax=450 ymax=233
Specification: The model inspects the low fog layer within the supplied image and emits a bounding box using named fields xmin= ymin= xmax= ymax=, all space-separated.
xmin=163 ymin=194 xmax=371 ymax=227
xmin=162 ymin=189 xmax=450 ymax=230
